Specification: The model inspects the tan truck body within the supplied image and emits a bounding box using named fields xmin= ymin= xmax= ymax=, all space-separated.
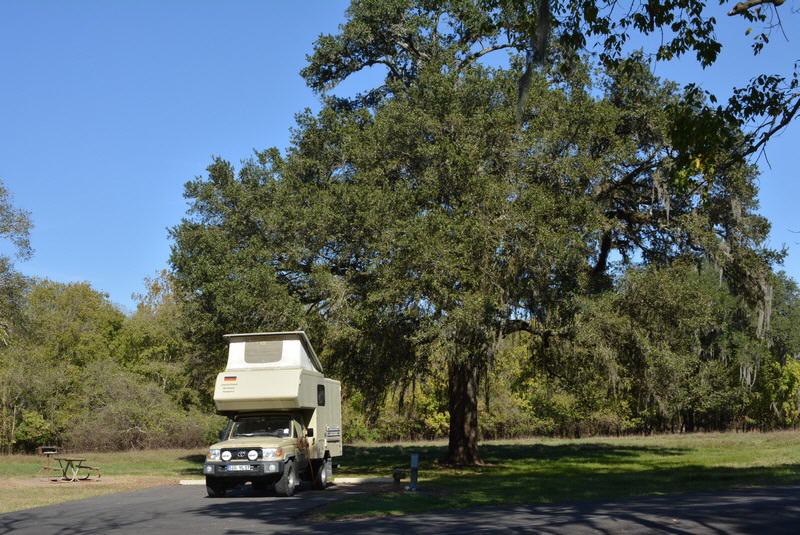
xmin=203 ymin=332 xmax=342 ymax=496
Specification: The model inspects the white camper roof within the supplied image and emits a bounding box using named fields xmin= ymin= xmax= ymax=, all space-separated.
xmin=222 ymin=331 xmax=324 ymax=373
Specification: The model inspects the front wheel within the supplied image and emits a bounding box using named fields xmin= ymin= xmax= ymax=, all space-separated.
xmin=206 ymin=476 xmax=227 ymax=498
xmin=274 ymin=460 xmax=297 ymax=497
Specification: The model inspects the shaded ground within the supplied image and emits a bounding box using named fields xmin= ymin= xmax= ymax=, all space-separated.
xmin=329 ymin=431 xmax=800 ymax=517
xmin=1 ymin=482 xmax=799 ymax=534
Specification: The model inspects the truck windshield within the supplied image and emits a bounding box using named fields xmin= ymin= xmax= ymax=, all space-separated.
xmin=231 ymin=416 xmax=292 ymax=438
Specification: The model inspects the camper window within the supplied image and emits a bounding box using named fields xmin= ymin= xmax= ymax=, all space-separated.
xmin=317 ymin=384 xmax=326 ymax=406
xmin=243 ymin=340 xmax=283 ymax=364
xmin=231 ymin=415 xmax=292 ymax=438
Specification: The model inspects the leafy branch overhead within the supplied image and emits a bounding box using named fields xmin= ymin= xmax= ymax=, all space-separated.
xmin=728 ymin=0 xmax=785 ymax=17
xmin=304 ymin=0 xmax=799 ymax=158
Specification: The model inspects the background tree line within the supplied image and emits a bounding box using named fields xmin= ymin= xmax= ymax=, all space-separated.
xmin=0 ymin=265 xmax=222 ymax=453
xmin=1 ymin=0 xmax=799 ymax=460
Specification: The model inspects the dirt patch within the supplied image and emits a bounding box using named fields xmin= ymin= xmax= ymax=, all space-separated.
xmin=6 ymin=475 xmax=175 ymax=488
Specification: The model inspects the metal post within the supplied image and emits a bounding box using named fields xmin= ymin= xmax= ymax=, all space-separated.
xmin=408 ymin=453 xmax=419 ymax=491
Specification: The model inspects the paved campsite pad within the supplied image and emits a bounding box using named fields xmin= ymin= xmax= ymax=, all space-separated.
xmin=2 ymin=483 xmax=800 ymax=534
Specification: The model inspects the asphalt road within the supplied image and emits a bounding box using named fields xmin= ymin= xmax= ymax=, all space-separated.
xmin=2 ymin=483 xmax=799 ymax=534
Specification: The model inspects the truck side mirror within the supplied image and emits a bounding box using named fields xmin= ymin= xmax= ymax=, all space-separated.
xmin=307 ymin=428 xmax=314 ymax=438
xmin=219 ymin=430 xmax=226 ymax=441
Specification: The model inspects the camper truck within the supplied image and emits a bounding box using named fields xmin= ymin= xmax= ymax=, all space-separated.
xmin=203 ymin=331 xmax=342 ymax=497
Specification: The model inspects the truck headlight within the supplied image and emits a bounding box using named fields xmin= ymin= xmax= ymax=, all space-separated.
xmin=207 ymin=449 xmax=220 ymax=461
xmin=261 ymin=447 xmax=284 ymax=460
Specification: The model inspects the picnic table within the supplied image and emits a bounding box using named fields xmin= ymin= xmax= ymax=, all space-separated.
xmin=52 ymin=457 xmax=101 ymax=482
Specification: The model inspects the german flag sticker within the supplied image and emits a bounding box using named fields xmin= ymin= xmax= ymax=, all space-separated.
xmin=224 ymin=376 xmax=237 ymax=382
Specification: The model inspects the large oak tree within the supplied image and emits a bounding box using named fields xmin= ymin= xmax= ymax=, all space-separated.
xmin=171 ymin=1 xmax=780 ymax=464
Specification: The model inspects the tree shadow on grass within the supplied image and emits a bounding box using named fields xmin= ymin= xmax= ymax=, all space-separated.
xmin=425 ymin=462 xmax=800 ymax=506
xmin=339 ymin=442 xmax=690 ymax=475
xmin=177 ymin=454 xmax=206 ymax=476
xmin=186 ymin=463 xmax=800 ymax=534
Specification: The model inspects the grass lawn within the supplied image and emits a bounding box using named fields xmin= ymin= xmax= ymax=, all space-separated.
xmin=3 ymin=431 xmax=800 ymax=517
xmin=323 ymin=430 xmax=800 ymax=518
xmin=0 ymin=449 xmax=206 ymax=514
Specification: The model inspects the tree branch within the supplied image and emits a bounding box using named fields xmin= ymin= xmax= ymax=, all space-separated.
xmin=744 ymin=93 xmax=800 ymax=158
xmin=591 ymin=231 xmax=613 ymax=288
xmin=517 ymin=0 xmax=552 ymax=125
xmin=594 ymin=158 xmax=658 ymax=201
xmin=728 ymin=0 xmax=785 ymax=16
xmin=457 ymin=43 xmax=518 ymax=71
xmin=370 ymin=59 xmax=404 ymax=82
xmin=503 ymin=319 xmax=533 ymax=334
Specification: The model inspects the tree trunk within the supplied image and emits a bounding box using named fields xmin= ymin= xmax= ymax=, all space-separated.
xmin=447 ymin=359 xmax=481 ymax=465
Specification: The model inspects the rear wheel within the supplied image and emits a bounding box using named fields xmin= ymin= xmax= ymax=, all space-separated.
xmin=274 ymin=460 xmax=297 ymax=497
xmin=206 ymin=476 xmax=227 ymax=498
xmin=312 ymin=458 xmax=330 ymax=490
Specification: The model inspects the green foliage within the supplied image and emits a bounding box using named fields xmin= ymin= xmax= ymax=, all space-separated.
xmin=0 ymin=179 xmax=31 ymax=347
xmin=63 ymin=358 xmax=223 ymax=451
xmin=14 ymin=411 xmax=53 ymax=451
xmin=114 ymin=271 xmax=200 ymax=408
xmin=171 ymin=5 xmax=798 ymax=458
xmin=303 ymin=0 xmax=799 ymax=167
xmin=0 ymin=277 xmax=218 ymax=453
xmin=345 ymin=260 xmax=800 ymax=442
xmin=751 ymin=359 xmax=800 ymax=428
xmin=26 ymin=281 xmax=125 ymax=366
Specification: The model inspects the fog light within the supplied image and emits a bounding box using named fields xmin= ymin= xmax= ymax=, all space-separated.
xmin=268 ymin=463 xmax=277 ymax=472
xmin=204 ymin=465 xmax=213 ymax=474
xmin=247 ymin=450 xmax=258 ymax=461
xmin=221 ymin=451 xmax=232 ymax=461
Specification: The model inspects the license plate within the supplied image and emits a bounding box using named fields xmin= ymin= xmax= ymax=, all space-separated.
xmin=226 ymin=464 xmax=251 ymax=471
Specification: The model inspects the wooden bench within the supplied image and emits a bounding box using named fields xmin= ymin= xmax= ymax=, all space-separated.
xmin=40 ymin=465 xmax=63 ymax=478
xmin=37 ymin=446 xmax=62 ymax=478
xmin=79 ymin=464 xmax=101 ymax=480
xmin=50 ymin=457 xmax=101 ymax=481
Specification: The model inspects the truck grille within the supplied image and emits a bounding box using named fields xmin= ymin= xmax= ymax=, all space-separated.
xmin=223 ymin=448 xmax=261 ymax=461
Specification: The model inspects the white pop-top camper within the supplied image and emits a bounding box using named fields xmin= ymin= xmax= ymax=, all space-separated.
xmin=213 ymin=331 xmax=338 ymax=413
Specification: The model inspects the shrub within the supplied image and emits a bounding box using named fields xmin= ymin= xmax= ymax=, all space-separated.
xmin=14 ymin=411 xmax=54 ymax=452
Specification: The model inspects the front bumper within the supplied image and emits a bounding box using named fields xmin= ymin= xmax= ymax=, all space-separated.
xmin=204 ymin=460 xmax=285 ymax=477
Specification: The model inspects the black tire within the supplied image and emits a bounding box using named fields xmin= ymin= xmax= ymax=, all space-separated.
xmin=206 ymin=476 xmax=227 ymax=498
xmin=274 ymin=460 xmax=297 ymax=497
xmin=312 ymin=458 xmax=330 ymax=490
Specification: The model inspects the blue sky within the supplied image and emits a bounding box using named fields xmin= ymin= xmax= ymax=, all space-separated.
xmin=0 ymin=1 xmax=797 ymax=311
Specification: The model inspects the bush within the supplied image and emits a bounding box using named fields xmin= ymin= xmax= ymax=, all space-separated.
xmin=14 ymin=411 xmax=54 ymax=452
xmin=62 ymin=359 xmax=225 ymax=451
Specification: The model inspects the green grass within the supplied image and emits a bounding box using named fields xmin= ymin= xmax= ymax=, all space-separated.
xmin=0 ymin=448 xmax=207 ymax=478
xmin=324 ymin=430 xmax=800 ymax=518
